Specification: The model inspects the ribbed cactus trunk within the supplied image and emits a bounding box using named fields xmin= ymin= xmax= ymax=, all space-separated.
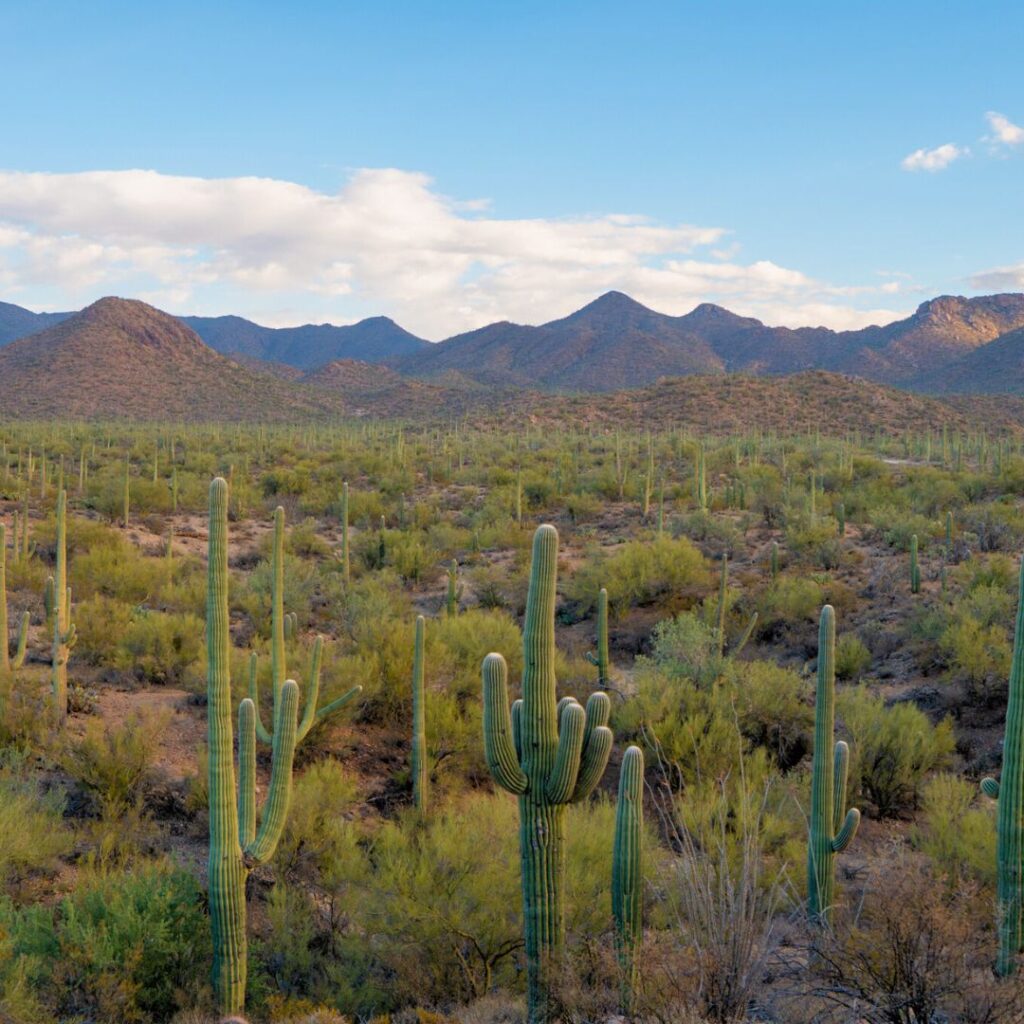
xmin=613 ymin=745 xmax=643 ymax=1013
xmin=411 ymin=615 xmax=428 ymax=814
xmin=807 ymin=604 xmax=860 ymax=925
xmin=51 ymin=490 xmax=74 ymax=726
xmin=585 ymin=587 xmax=610 ymax=686
xmin=340 ymin=482 xmax=350 ymax=584
xmin=207 ymin=478 xmax=303 ymax=1016
xmin=981 ymin=556 xmax=1024 ymax=975
xmin=483 ymin=525 xmax=613 ymax=1023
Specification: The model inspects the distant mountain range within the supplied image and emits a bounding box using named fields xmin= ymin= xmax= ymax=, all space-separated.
xmin=4 ymin=289 xmax=1024 ymax=395
xmin=2 ymin=296 xmax=1023 ymax=433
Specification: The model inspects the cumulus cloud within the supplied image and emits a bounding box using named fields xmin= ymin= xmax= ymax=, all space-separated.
xmin=969 ymin=262 xmax=1024 ymax=291
xmin=985 ymin=111 xmax=1024 ymax=146
xmin=0 ymin=167 xmax=907 ymax=336
xmin=901 ymin=143 xmax=966 ymax=172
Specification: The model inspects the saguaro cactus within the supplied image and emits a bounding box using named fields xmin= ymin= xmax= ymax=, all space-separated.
xmin=340 ymin=481 xmax=350 ymax=584
xmin=248 ymin=506 xmax=360 ymax=746
xmin=411 ymin=614 xmax=428 ymax=813
xmin=207 ymin=477 xmax=301 ymax=1016
xmin=981 ymin=556 xmax=1024 ymax=975
xmin=770 ymin=540 xmax=779 ymax=579
xmin=482 ymin=524 xmax=613 ymax=1023
xmin=0 ymin=523 xmax=29 ymax=673
xmin=585 ymin=587 xmax=611 ymax=686
xmin=613 ymin=745 xmax=644 ymax=1013
xmin=807 ymin=604 xmax=860 ymax=924
xmin=50 ymin=490 xmax=76 ymax=725
xmin=446 ymin=560 xmax=463 ymax=617
xmin=910 ymin=534 xmax=921 ymax=594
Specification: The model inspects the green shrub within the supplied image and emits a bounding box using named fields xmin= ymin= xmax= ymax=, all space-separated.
xmin=839 ymin=688 xmax=955 ymax=817
xmin=913 ymin=772 xmax=995 ymax=886
xmin=835 ymin=633 xmax=871 ymax=680
xmin=0 ymin=757 xmax=72 ymax=886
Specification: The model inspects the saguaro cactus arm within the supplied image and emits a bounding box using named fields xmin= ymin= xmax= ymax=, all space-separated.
xmin=545 ymin=700 xmax=585 ymax=803
xmin=483 ymin=653 xmax=528 ymax=794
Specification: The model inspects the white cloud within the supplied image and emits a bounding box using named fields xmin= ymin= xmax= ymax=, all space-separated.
xmin=985 ymin=111 xmax=1024 ymax=146
xmin=0 ymin=167 xmax=908 ymax=336
xmin=901 ymin=143 xmax=966 ymax=172
xmin=969 ymin=262 xmax=1024 ymax=291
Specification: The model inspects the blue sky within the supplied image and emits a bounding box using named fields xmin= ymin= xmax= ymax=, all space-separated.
xmin=0 ymin=1 xmax=1021 ymax=337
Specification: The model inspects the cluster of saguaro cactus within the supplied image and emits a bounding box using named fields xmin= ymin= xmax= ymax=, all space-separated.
xmin=807 ymin=604 xmax=860 ymax=924
xmin=585 ymin=587 xmax=611 ymax=686
xmin=411 ymin=614 xmax=428 ymax=814
xmin=0 ymin=524 xmax=29 ymax=674
xmin=446 ymin=560 xmax=463 ymax=617
xmin=50 ymin=490 xmax=76 ymax=725
xmin=248 ymin=507 xmax=361 ymax=748
xmin=612 ymin=745 xmax=644 ymax=1013
xmin=981 ymin=556 xmax=1024 ymax=976
xmin=483 ymin=524 xmax=613 ymax=1022
xmin=910 ymin=534 xmax=921 ymax=594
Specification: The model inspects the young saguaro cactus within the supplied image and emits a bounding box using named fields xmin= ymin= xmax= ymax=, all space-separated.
xmin=248 ymin=506 xmax=360 ymax=747
xmin=411 ymin=614 xmax=428 ymax=813
xmin=206 ymin=477 xmax=302 ymax=1016
xmin=446 ymin=560 xmax=463 ymax=617
xmin=585 ymin=586 xmax=611 ymax=686
xmin=910 ymin=534 xmax=921 ymax=595
xmin=340 ymin=481 xmax=350 ymax=585
xmin=981 ymin=556 xmax=1024 ymax=975
xmin=482 ymin=524 xmax=614 ymax=1023
xmin=807 ymin=604 xmax=860 ymax=924
xmin=50 ymin=490 xmax=76 ymax=725
xmin=613 ymin=745 xmax=644 ymax=1014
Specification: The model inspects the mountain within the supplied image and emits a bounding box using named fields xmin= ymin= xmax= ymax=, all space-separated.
xmin=302 ymin=359 xmax=484 ymax=418
xmin=394 ymin=291 xmax=1024 ymax=391
xmin=910 ymin=325 xmax=1024 ymax=394
xmin=394 ymin=291 xmax=723 ymax=389
xmin=0 ymin=297 xmax=348 ymax=421
xmin=180 ymin=313 xmax=429 ymax=368
xmin=0 ymin=301 xmax=72 ymax=345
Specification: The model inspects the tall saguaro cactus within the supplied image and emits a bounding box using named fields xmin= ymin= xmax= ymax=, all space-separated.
xmin=585 ymin=586 xmax=610 ymax=686
xmin=248 ymin=506 xmax=360 ymax=746
xmin=482 ymin=524 xmax=614 ymax=1023
xmin=613 ymin=745 xmax=644 ymax=1013
xmin=50 ymin=490 xmax=76 ymax=725
xmin=910 ymin=534 xmax=921 ymax=595
xmin=981 ymin=556 xmax=1024 ymax=975
xmin=340 ymin=481 xmax=350 ymax=584
xmin=807 ymin=604 xmax=860 ymax=924
xmin=207 ymin=477 xmax=300 ymax=1017
xmin=411 ymin=615 xmax=428 ymax=814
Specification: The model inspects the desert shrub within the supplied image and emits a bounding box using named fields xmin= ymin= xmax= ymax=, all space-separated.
xmin=913 ymin=773 xmax=995 ymax=886
xmin=940 ymin=615 xmax=1012 ymax=700
xmin=674 ymin=510 xmax=745 ymax=557
xmin=960 ymin=501 xmax=1024 ymax=552
xmin=785 ymin=517 xmax=842 ymax=569
xmin=243 ymin=549 xmax=319 ymax=632
xmin=866 ymin=504 xmax=936 ymax=551
xmin=810 ymin=860 xmax=1021 ymax=1024
xmin=71 ymin=535 xmax=172 ymax=604
xmin=756 ymin=576 xmax=826 ymax=636
xmin=835 ymin=633 xmax=871 ymax=680
xmin=75 ymin=595 xmax=136 ymax=666
xmin=568 ymin=535 xmax=710 ymax=615
xmin=123 ymin=610 xmax=205 ymax=685
xmin=839 ymin=688 xmax=955 ymax=817
xmin=62 ymin=711 xmax=165 ymax=819
xmin=0 ymin=756 xmax=72 ymax=887
xmin=648 ymin=612 xmax=722 ymax=687
xmin=28 ymin=863 xmax=209 ymax=1023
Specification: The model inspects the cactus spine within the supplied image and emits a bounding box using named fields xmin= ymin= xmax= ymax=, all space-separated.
xmin=248 ymin=506 xmax=360 ymax=747
xmin=910 ymin=534 xmax=921 ymax=594
xmin=50 ymin=490 xmax=75 ymax=725
xmin=207 ymin=477 xmax=300 ymax=1016
xmin=981 ymin=556 xmax=1024 ymax=975
xmin=411 ymin=614 xmax=428 ymax=814
xmin=585 ymin=586 xmax=610 ymax=686
xmin=612 ymin=745 xmax=644 ymax=1013
xmin=482 ymin=524 xmax=613 ymax=1023
xmin=807 ymin=604 xmax=860 ymax=924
